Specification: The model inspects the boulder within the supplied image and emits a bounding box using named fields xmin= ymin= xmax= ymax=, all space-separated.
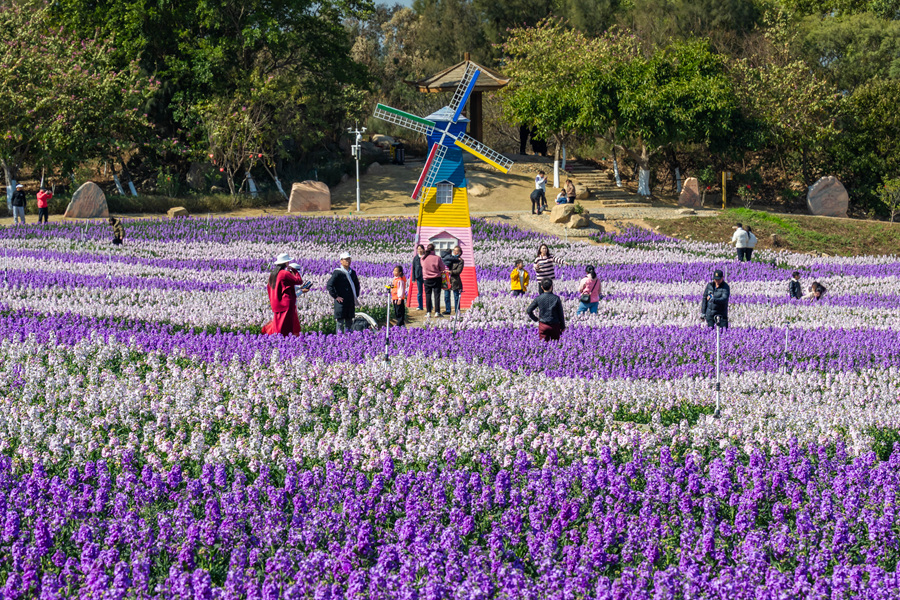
xmin=678 ymin=177 xmax=701 ymax=208
xmin=468 ymin=183 xmax=489 ymax=197
xmin=807 ymin=176 xmax=848 ymax=218
xmin=770 ymin=233 xmax=781 ymax=247
xmin=210 ymin=186 xmax=225 ymax=194
xmin=288 ymin=181 xmax=331 ymax=212
xmin=575 ymin=184 xmax=590 ymax=200
xmin=677 ymin=208 xmax=696 ymax=215
xmin=186 ymin=162 xmax=215 ymax=191
xmin=549 ymin=203 xmax=577 ymax=224
xmin=371 ymin=134 xmax=395 ymax=148
xmin=64 ymin=182 xmax=109 ymax=219
xmin=167 ymin=206 xmax=189 ymax=218
xmin=367 ymin=162 xmax=382 ymax=173
xmin=566 ymin=214 xmax=591 ymax=229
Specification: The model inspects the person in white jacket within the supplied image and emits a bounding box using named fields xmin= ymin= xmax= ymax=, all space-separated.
xmin=744 ymin=226 xmax=758 ymax=261
xmin=730 ymin=223 xmax=750 ymax=262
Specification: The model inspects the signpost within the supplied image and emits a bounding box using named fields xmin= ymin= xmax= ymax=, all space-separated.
xmin=722 ymin=171 xmax=732 ymax=209
xmin=348 ymin=125 xmax=366 ymax=212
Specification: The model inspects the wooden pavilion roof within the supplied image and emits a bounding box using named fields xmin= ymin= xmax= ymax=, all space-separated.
xmin=405 ymin=57 xmax=510 ymax=93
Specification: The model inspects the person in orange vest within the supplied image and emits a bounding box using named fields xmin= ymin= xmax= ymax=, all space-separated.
xmin=391 ymin=265 xmax=408 ymax=327
xmin=36 ymin=186 xmax=53 ymax=224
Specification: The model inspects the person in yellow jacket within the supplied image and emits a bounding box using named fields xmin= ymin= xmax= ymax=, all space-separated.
xmin=510 ymin=260 xmax=530 ymax=296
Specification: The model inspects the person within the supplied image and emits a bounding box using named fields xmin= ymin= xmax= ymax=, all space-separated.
xmin=730 ymin=223 xmax=749 ymax=262
xmin=789 ymin=271 xmax=803 ymax=299
xmin=576 ymin=265 xmax=602 ymax=314
xmin=533 ymin=244 xmax=560 ymax=284
xmin=527 ymin=279 xmax=566 ymax=341
xmin=10 ymin=184 xmax=26 ymax=225
xmin=442 ymin=246 xmax=464 ymax=315
xmin=530 ymin=188 xmax=544 ymax=215
xmin=327 ymin=251 xmax=361 ymax=333
xmin=391 ymin=265 xmax=408 ymax=327
xmin=109 ymin=217 xmax=125 ymax=245
xmin=554 ymin=190 xmax=568 ymax=205
xmin=534 ymin=171 xmax=547 ymax=210
xmin=420 ymin=243 xmax=446 ymax=318
xmin=701 ymin=269 xmax=730 ymax=328
xmin=262 ymin=254 xmax=306 ymax=336
xmin=803 ymin=281 xmax=827 ymax=301
xmin=510 ymin=260 xmax=530 ymax=296
xmin=565 ymin=179 xmax=577 ymax=204
xmin=411 ymin=244 xmax=425 ymax=311
xmin=36 ymin=186 xmax=52 ymax=224
xmin=745 ymin=226 xmax=758 ymax=261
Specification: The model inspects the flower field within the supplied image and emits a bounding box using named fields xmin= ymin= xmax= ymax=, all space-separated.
xmin=2 ymin=216 xmax=900 ymax=598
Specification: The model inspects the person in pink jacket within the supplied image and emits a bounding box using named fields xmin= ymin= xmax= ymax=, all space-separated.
xmin=420 ymin=243 xmax=447 ymax=317
xmin=576 ymin=265 xmax=602 ymax=314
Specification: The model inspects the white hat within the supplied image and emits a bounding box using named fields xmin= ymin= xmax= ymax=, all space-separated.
xmin=339 ymin=251 xmax=351 ymax=260
xmin=15 ymin=184 xmax=23 ymax=189
xmin=274 ymin=253 xmax=292 ymax=265
xmin=288 ymin=262 xmax=301 ymax=270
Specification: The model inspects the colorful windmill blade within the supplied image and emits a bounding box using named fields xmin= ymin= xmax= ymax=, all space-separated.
xmin=411 ymin=144 xmax=448 ymax=200
xmin=448 ymin=64 xmax=481 ymax=123
xmin=453 ymin=133 xmax=513 ymax=174
xmin=374 ymin=104 xmax=436 ymax=136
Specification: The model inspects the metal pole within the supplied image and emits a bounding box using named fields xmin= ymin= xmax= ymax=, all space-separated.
xmin=715 ymin=315 xmax=721 ymax=418
xmin=356 ymin=149 xmax=360 ymax=213
xmin=783 ymin=322 xmax=789 ymax=375
xmin=385 ymin=287 xmax=391 ymax=364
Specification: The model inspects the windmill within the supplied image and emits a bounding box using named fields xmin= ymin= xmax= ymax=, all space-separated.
xmin=374 ymin=63 xmax=514 ymax=310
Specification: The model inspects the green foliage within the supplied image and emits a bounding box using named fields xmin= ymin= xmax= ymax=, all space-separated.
xmin=866 ymin=426 xmax=900 ymax=462
xmin=881 ymin=178 xmax=900 ymax=222
xmin=0 ymin=4 xmax=157 ymax=179
xmin=613 ymin=401 xmax=716 ymax=427
xmin=799 ymin=13 xmax=900 ymax=92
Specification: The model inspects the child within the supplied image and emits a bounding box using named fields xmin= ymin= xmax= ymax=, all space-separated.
xmin=391 ymin=265 xmax=408 ymax=326
xmin=510 ymin=260 xmax=529 ymax=296
xmin=788 ymin=271 xmax=802 ymax=299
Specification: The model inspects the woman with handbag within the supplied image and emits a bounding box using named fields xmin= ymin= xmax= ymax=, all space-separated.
xmin=420 ymin=243 xmax=446 ymax=318
xmin=576 ymin=265 xmax=601 ymax=314
xmin=262 ymin=253 xmax=306 ymax=336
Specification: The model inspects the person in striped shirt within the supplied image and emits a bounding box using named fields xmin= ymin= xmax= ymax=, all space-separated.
xmin=533 ymin=244 xmax=562 ymax=284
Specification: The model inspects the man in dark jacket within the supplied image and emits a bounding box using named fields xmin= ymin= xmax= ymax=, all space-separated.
xmin=701 ymin=269 xmax=730 ymax=328
xmin=526 ymin=279 xmax=566 ymax=341
xmin=411 ymin=244 xmax=425 ymax=310
xmin=10 ymin=184 xmax=26 ymax=225
xmin=789 ymin=271 xmax=802 ymax=299
xmin=326 ymin=251 xmax=361 ymax=333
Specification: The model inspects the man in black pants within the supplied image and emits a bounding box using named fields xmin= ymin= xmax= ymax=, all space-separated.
xmin=327 ymin=251 xmax=361 ymax=333
xmin=526 ymin=279 xmax=566 ymax=341
xmin=420 ymin=243 xmax=446 ymax=318
xmin=701 ymin=269 xmax=730 ymax=328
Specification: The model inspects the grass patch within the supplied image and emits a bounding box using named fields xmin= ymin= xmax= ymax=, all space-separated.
xmin=614 ymin=402 xmax=716 ymax=427
xmin=867 ymin=426 xmax=900 ymax=462
xmin=647 ymin=208 xmax=900 ymax=257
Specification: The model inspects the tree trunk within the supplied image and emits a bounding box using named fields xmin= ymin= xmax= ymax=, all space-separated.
xmin=637 ymin=144 xmax=651 ymax=196
xmin=2 ymin=159 xmax=17 ymax=211
xmin=118 ymin=157 xmax=139 ymax=197
xmin=553 ymin=135 xmax=562 ymax=189
xmin=612 ymin=147 xmax=623 ymax=187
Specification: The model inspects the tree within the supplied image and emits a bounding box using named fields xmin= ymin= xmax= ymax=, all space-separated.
xmin=582 ymin=35 xmax=740 ymax=195
xmin=0 ymin=2 xmax=156 ymax=201
xmin=798 ymin=12 xmax=900 ymax=92
xmin=499 ymin=19 xmax=600 ymax=188
xmin=729 ymin=10 xmax=841 ymax=187
xmin=882 ymin=178 xmax=900 ymax=223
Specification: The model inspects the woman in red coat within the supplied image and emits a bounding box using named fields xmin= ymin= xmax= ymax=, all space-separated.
xmin=262 ymin=253 xmax=305 ymax=336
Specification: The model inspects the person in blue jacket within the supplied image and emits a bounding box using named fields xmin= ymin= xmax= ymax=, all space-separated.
xmin=701 ymin=269 xmax=730 ymax=328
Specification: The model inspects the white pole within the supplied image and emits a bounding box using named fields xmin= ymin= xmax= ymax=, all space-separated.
xmin=715 ymin=318 xmax=721 ymax=418
xmin=385 ymin=286 xmax=391 ymax=364
xmin=355 ymin=147 xmax=361 ymax=213
xmin=246 ymin=172 xmax=259 ymax=198
xmin=347 ymin=125 xmax=366 ymax=213
xmin=783 ymin=322 xmax=789 ymax=375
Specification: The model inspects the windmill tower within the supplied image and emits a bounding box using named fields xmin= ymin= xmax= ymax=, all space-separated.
xmin=374 ymin=64 xmax=513 ymax=309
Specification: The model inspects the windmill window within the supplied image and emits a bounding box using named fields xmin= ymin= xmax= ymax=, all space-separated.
xmin=436 ymin=182 xmax=453 ymax=204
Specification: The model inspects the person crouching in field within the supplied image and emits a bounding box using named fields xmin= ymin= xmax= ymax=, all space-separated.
xmin=262 ymin=253 xmax=305 ymax=336
xmin=804 ymin=281 xmax=827 ymax=300
xmin=109 ymin=217 xmax=125 ymax=245
xmin=511 ymin=260 xmax=529 ymax=296
xmin=391 ymin=265 xmax=407 ymax=327
xmin=526 ymin=279 xmax=566 ymax=341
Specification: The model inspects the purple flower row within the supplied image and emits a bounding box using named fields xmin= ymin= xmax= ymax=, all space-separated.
xmin=2 ymin=444 xmax=900 ymax=599
xmin=2 ymin=306 xmax=897 ymax=379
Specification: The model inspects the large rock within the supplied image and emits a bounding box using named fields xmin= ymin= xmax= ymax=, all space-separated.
xmin=468 ymin=183 xmax=489 ymax=197
xmin=549 ymin=203 xmax=577 ymax=224
xmin=167 ymin=206 xmax=189 ymax=218
xmin=807 ymin=176 xmax=849 ymax=217
xmin=64 ymin=182 xmax=109 ymax=219
xmin=575 ymin=184 xmax=591 ymax=200
xmin=288 ymin=181 xmax=331 ymax=212
xmin=678 ymin=177 xmax=701 ymax=208
xmin=566 ymin=214 xmax=591 ymax=229
xmin=371 ymin=134 xmax=395 ymax=148
xmin=367 ymin=162 xmax=382 ymax=173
